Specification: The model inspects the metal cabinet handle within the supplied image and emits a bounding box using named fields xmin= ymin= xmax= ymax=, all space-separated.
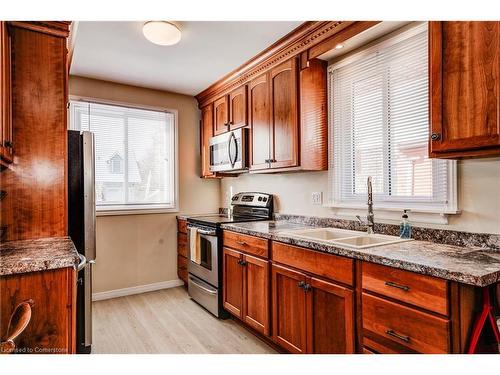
xmin=384 ymin=281 xmax=410 ymax=292
xmin=3 ymin=141 xmax=13 ymax=148
xmin=303 ymin=283 xmax=312 ymax=292
xmin=237 ymin=259 xmax=247 ymax=266
xmin=430 ymin=133 xmax=441 ymax=141
xmin=385 ymin=329 xmax=410 ymax=343
xmin=236 ymin=241 xmax=247 ymax=246
xmin=298 ymin=281 xmax=306 ymax=289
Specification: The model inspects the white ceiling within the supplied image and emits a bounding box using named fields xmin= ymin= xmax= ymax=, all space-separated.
xmin=71 ymin=21 xmax=302 ymax=96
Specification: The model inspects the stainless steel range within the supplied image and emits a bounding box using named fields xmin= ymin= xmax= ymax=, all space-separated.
xmin=187 ymin=192 xmax=273 ymax=318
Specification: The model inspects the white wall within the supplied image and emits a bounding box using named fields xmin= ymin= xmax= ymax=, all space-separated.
xmin=220 ymin=158 xmax=500 ymax=234
xmin=70 ymin=76 xmax=220 ymax=293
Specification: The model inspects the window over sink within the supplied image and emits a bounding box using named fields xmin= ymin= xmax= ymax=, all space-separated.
xmin=327 ymin=23 xmax=457 ymax=223
xmin=69 ymin=99 xmax=178 ymax=214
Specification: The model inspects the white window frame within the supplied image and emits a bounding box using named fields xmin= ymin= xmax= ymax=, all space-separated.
xmin=326 ymin=23 xmax=458 ymax=225
xmin=69 ymin=95 xmax=179 ymax=216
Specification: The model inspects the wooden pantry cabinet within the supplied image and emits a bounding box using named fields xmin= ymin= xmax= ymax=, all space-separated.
xmin=429 ymin=21 xmax=500 ymax=158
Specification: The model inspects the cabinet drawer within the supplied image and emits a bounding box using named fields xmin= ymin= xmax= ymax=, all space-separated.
xmin=177 ymin=232 xmax=188 ymax=258
xmin=362 ymin=293 xmax=450 ymax=353
xmin=177 ymin=219 xmax=187 ymax=234
xmin=272 ymin=242 xmax=353 ymax=286
xmin=223 ymin=231 xmax=269 ymax=258
xmin=362 ymin=262 xmax=449 ymax=315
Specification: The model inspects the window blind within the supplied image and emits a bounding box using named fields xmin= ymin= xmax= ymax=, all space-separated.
xmin=329 ymin=23 xmax=456 ymax=213
xmin=69 ymin=100 xmax=176 ymax=211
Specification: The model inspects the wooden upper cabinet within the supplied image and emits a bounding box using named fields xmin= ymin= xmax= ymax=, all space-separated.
xmin=249 ymin=73 xmax=271 ymax=171
xmin=200 ymin=103 xmax=215 ymax=178
xmin=307 ymin=277 xmax=355 ymax=354
xmin=242 ymin=254 xmax=270 ymax=336
xmin=272 ymin=263 xmax=307 ymax=354
xmin=430 ymin=21 xmax=500 ymax=157
xmin=270 ymin=58 xmax=299 ymax=168
xmin=0 ymin=21 xmax=13 ymax=165
xmin=223 ymin=248 xmax=244 ymax=318
xmin=229 ymin=85 xmax=247 ymax=130
xmin=213 ymin=95 xmax=229 ymax=135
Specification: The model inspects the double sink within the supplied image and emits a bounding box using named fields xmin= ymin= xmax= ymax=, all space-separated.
xmin=283 ymin=227 xmax=412 ymax=249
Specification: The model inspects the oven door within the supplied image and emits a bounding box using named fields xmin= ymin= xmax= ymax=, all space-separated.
xmin=209 ymin=128 xmax=246 ymax=172
xmin=187 ymin=226 xmax=219 ymax=287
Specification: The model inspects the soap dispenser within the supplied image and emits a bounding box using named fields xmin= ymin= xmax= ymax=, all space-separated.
xmin=399 ymin=209 xmax=412 ymax=239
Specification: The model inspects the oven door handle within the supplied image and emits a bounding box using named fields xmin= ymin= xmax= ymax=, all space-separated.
xmin=187 ymin=225 xmax=216 ymax=236
xmin=189 ymin=276 xmax=217 ymax=295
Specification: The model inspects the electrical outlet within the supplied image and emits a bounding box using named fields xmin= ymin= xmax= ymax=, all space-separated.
xmin=312 ymin=192 xmax=322 ymax=205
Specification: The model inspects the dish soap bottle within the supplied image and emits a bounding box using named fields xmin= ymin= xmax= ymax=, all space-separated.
xmin=399 ymin=210 xmax=412 ymax=239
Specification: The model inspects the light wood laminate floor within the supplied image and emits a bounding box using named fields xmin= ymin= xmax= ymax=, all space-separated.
xmin=92 ymin=286 xmax=277 ymax=354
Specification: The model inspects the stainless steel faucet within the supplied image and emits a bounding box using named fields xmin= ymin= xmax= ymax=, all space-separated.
xmin=356 ymin=176 xmax=374 ymax=235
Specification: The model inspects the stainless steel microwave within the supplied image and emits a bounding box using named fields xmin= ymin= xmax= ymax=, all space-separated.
xmin=209 ymin=128 xmax=248 ymax=173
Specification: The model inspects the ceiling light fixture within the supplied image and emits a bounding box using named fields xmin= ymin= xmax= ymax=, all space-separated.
xmin=335 ymin=43 xmax=344 ymax=50
xmin=142 ymin=21 xmax=181 ymax=46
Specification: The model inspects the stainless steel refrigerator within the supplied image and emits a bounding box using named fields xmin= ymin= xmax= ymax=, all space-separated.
xmin=68 ymin=130 xmax=96 ymax=354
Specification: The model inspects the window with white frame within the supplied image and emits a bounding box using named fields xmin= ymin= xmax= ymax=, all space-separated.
xmin=328 ymin=23 xmax=457 ymax=215
xmin=70 ymin=100 xmax=177 ymax=213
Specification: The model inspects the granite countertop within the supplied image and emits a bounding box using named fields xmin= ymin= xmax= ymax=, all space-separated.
xmin=221 ymin=221 xmax=500 ymax=287
xmin=0 ymin=237 xmax=80 ymax=277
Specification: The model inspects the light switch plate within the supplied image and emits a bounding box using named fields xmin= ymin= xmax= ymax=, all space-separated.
xmin=312 ymin=192 xmax=322 ymax=205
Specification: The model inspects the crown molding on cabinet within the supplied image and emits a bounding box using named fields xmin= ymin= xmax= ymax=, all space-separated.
xmin=195 ymin=21 xmax=380 ymax=107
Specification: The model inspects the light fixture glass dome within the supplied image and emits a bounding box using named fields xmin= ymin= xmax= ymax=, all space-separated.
xmin=142 ymin=21 xmax=181 ymax=46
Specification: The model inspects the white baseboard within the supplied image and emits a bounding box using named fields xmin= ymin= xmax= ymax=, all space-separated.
xmin=92 ymin=279 xmax=185 ymax=301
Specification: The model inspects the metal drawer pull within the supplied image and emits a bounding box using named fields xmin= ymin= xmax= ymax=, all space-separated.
xmin=385 ymin=329 xmax=410 ymax=343
xmin=236 ymin=241 xmax=247 ymax=246
xmin=384 ymin=281 xmax=410 ymax=292
xmin=237 ymin=259 xmax=247 ymax=266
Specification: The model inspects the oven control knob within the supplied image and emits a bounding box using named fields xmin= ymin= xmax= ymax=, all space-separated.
xmin=258 ymin=197 xmax=263 ymax=201
xmin=262 ymin=197 xmax=267 ymax=202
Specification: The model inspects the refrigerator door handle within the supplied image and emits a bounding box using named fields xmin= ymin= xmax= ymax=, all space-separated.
xmin=82 ymin=131 xmax=96 ymax=262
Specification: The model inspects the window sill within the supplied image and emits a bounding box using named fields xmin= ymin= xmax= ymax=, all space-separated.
xmin=324 ymin=204 xmax=460 ymax=225
xmin=96 ymin=206 xmax=179 ymax=216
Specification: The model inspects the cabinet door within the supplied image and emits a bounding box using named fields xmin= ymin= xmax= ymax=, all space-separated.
xmin=200 ymin=104 xmax=215 ymax=177
xmin=229 ymin=85 xmax=247 ymax=130
xmin=272 ymin=263 xmax=307 ymax=353
xmin=0 ymin=21 xmax=13 ymax=164
xmin=249 ymin=73 xmax=271 ymax=170
xmin=270 ymin=58 xmax=299 ymax=168
xmin=213 ymin=95 xmax=229 ymax=135
xmin=307 ymin=276 xmax=355 ymax=353
xmin=223 ymin=247 xmax=243 ymax=318
xmin=242 ymin=254 xmax=270 ymax=336
xmin=430 ymin=21 xmax=500 ymax=155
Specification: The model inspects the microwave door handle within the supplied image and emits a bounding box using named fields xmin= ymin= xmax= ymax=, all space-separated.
xmin=228 ymin=132 xmax=237 ymax=167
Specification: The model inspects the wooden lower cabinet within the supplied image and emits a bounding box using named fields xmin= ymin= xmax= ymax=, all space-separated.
xmin=308 ymin=277 xmax=355 ymax=353
xmin=223 ymin=247 xmax=271 ymax=336
xmin=272 ymin=264 xmax=308 ymax=353
xmin=177 ymin=218 xmax=188 ymax=285
xmin=223 ymin=248 xmax=244 ymax=317
xmin=243 ymin=254 xmax=270 ymax=335
xmin=271 ymin=263 xmax=355 ymax=354
xmin=0 ymin=267 xmax=76 ymax=354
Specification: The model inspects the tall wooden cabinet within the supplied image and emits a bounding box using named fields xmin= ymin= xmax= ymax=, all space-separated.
xmin=0 ymin=21 xmax=13 ymax=166
xmin=249 ymin=73 xmax=271 ymax=171
xmin=430 ymin=21 xmax=500 ymax=158
xmin=269 ymin=58 xmax=299 ymax=169
xmin=1 ymin=21 xmax=70 ymax=241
